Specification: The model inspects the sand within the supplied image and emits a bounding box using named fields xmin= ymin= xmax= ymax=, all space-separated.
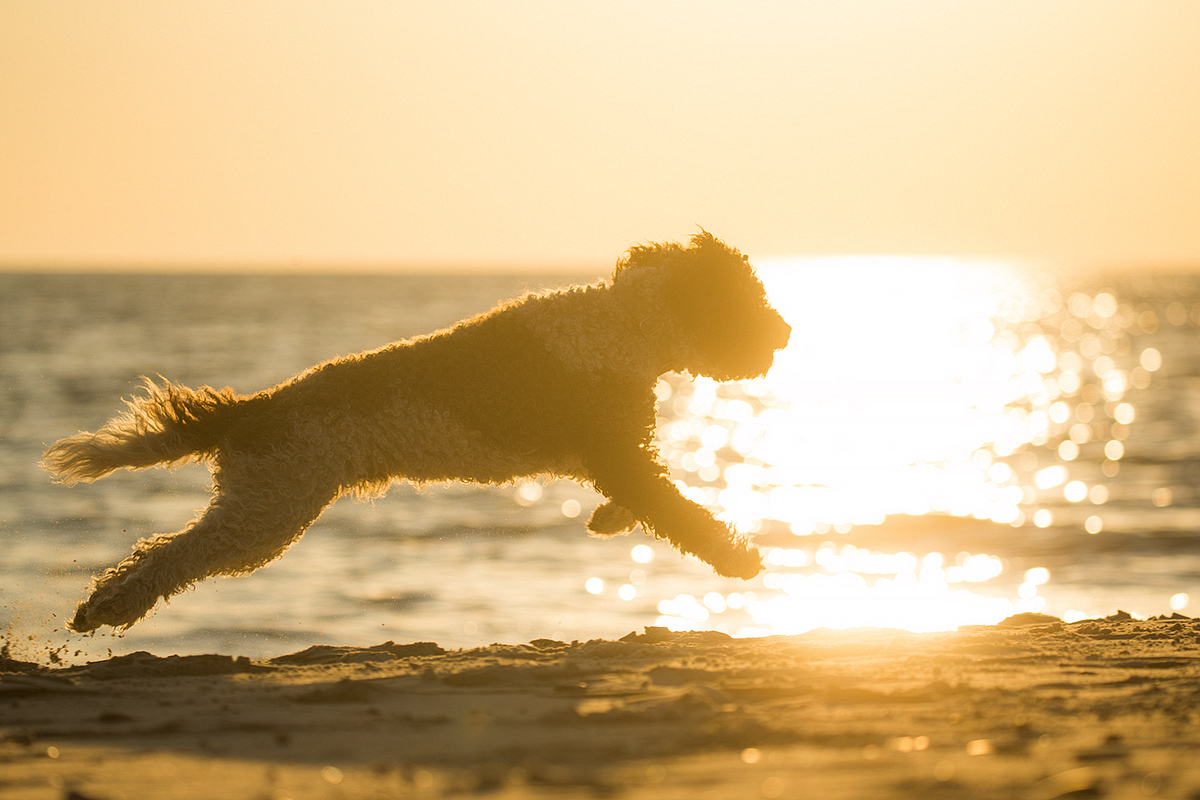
xmin=2 ymin=613 xmax=1199 ymax=799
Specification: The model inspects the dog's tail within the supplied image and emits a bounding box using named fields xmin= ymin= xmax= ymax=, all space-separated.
xmin=42 ymin=377 xmax=242 ymax=485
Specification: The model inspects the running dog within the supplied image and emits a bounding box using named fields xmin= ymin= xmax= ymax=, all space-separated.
xmin=43 ymin=231 xmax=791 ymax=632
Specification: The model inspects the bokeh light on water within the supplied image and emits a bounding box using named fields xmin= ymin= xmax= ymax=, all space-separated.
xmin=640 ymin=257 xmax=1173 ymax=636
xmin=4 ymin=268 xmax=1198 ymax=659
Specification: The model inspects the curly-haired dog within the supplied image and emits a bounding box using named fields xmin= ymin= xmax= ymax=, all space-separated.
xmin=43 ymin=231 xmax=791 ymax=632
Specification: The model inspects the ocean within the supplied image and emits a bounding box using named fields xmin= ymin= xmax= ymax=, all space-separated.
xmin=3 ymin=260 xmax=1200 ymax=663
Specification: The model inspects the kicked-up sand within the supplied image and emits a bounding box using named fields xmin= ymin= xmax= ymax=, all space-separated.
xmin=2 ymin=614 xmax=1199 ymax=799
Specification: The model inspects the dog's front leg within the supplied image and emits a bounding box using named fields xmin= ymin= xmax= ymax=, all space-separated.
xmin=585 ymin=447 xmax=762 ymax=579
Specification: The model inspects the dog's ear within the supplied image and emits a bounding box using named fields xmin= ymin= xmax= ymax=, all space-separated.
xmin=662 ymin=232 xmax=764 ymax=326
xmin=614 ymin=231 xmax=755 ymax=298
xmin=662 ymin=232 xmax=791 ymax=381
xmin=688 ymin=230 xmax=757 ymax=285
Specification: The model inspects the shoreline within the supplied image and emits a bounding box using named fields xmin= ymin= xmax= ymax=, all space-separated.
xmin=3 ymin=615 xmax=1200 ymax=799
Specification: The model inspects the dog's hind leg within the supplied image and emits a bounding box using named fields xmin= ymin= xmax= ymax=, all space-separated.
xmin=586 ymin=500 xmax=639 ymax=536
xmin=69 ymin=459 xmax=339 ymax=633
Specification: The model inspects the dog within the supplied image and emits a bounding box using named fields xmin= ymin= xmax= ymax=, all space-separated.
xmin=43 ymin=231 xmax=791 ymax=633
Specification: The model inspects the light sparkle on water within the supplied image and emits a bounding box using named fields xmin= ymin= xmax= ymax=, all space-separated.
xmin=635 ymin=256 xmax=1165 ymax=636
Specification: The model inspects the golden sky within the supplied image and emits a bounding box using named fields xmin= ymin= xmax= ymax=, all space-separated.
xmin=2 ymin=2 xmax=1198 ymax=270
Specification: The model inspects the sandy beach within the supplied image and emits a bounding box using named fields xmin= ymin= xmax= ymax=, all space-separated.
xmin=2 ymin=614 xmax=1198 ymax=799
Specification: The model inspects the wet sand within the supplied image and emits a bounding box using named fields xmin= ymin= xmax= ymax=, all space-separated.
xmin=3 ymin=614 xmax=1199 ymax=799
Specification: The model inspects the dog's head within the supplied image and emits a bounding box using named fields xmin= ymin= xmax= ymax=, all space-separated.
xmin=614 ymin=231 xmax=791 ymax=381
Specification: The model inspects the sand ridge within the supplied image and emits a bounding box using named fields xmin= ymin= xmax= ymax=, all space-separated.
xmin=3 ymin=614 xmax=1200 ymax=798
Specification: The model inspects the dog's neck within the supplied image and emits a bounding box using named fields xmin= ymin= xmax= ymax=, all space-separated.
xmin=610 ymin=262 xmax=695 ymax=376
xmin=512 ymin=276 xmax=679 ymax=381
xmin=615 ymin=281 xmax=680 ymax=375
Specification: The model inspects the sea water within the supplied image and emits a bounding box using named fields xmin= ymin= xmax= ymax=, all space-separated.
xmin=2 ymin=261 xmax=1199 ymax=663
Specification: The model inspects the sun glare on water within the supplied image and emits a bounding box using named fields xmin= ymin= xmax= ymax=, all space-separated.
xmin=647 ymin=256 xmax=1084 ymax=636
xmin=747 ymin=256 xmax=1039 ymax=528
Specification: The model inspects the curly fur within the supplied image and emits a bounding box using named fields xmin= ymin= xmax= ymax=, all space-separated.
xmin=43 ymin=231 xmax=791 ymax=633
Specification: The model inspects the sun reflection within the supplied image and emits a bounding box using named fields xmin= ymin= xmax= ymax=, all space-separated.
xmin=516 ymin=259 xmax=1200 ymax=636
xmin=653 ymin=544 xmax=1025 ymax=634
xmin=658 ymin=257 xmax=1050 ymax=531
xmin=641 ymin=256 xmax=1171 ymax=636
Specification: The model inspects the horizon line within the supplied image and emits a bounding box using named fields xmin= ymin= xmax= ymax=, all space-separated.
xmin=3 ymin=254 xmax=1199 ymax=276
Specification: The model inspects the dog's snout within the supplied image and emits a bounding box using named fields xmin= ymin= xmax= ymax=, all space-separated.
xmin=770 ymin=313 xmax=791 ymax=350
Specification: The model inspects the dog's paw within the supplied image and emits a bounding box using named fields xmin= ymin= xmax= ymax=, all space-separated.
xmin=68 ymin=573 xmax=160 ymax=633
xmin=710 ymin=538 xmax=764 ymax=580
xmin=674 ymin=517 xmax=763 ymax=580
xmin=587 ymin=500 xmax=639 ymax=537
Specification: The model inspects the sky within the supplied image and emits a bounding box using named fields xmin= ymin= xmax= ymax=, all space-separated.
xmin=1 ymin=2 xmax=1198 ymax=271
